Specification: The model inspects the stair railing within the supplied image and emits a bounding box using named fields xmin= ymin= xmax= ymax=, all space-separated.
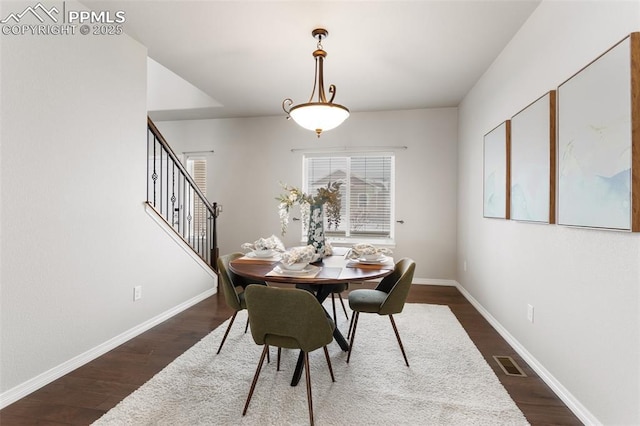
xmin=146 ymin=117 xmax=219 ymax=271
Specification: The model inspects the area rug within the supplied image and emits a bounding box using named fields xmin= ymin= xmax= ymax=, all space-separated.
xmin=93 ymin=303 xmax=529 ymax=425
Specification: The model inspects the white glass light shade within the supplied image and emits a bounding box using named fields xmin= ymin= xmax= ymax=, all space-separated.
xmin=289 ymin=102 xmax=350 ymax=134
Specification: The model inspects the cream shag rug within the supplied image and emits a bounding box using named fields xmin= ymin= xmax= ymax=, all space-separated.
xmin=93 ymin=303 xmax=529 ymax=425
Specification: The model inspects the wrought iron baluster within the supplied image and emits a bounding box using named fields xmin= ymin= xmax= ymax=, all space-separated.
xmin=165 ymin=146 xmax=170 ymax=222
xmin=196 ymin=198 xmax=201 ymax=254
xmin=187 ymin=186 xmax=192 ymax=246
xmin=152 ymin=136 xmax=158 ymax=207
xmin=171 ymin=162 xmax=176 ymax=227
xmin=146 ymin=118 xmax=219 ymax=270
xmin=147 ymin=128 xmax=150 ymax=203
xmin=181 ymin=174 xmax=186 ymax=238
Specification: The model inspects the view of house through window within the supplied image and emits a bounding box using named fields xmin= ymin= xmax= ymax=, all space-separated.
xmin=303 ymin=153 xmax=394 ymax=241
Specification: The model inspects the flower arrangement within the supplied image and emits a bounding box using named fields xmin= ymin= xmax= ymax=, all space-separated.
xmin=276 ymin=181 xmax=342 ymax=235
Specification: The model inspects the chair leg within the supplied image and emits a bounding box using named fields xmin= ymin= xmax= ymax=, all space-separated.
xmin=242 ymin=345 xmax=269 ymax=416
xmin=346 ymin=311 xmax=360 ymax=363
xmin=216 ymin=311 xmax=238 ymax=354
xmin=389 ymin=315 xmax=409 ymax=367
xmin=277 ymin=347 xmax=282 ymax=371
xmin=323 ymin=346 xmax=335 ymax=382
xmin=266 ymin=345 xmax=270 ymax=364
xmin=244 ymin=316 xmax=249 ymax=333
xmin=304 ymin=352 xmax=315 ymax=426
xmin=337 ymin=294 xmax=349 ymax=320
xmin=331 ymin=293 xmax=337 ymax=324
xmin=347 ymin=310 xmax=356 ymax=340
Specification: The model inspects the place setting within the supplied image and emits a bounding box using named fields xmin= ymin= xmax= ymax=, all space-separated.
xmin=345 ymin=243 xmax=395 ymax=269
xmin=266 ymin=244 xmax=322 ymax=278
xmin=234 ymin=235 xmax=285 ymax=263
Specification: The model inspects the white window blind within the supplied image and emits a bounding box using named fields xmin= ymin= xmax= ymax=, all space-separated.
xmin=304 ymin=153 xmax=394 ymax=240
xmin=191 ymin=158 xmax=207 ymax=192
xmin=187 ymin=158 xmax=207 ymax=236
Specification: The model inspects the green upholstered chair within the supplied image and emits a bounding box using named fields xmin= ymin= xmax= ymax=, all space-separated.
xmin=346 ymin=258 xmax=416 ymax=366
xmin=216 ymin=252 xmax=266 ymax=354
xmin=243 ymin=285 xmax=336 ymax=426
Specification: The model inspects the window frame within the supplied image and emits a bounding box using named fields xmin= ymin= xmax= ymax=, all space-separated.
xmin=302 ymin=151 xmax=396 ymax=246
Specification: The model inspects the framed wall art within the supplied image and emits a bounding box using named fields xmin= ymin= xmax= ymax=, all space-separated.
xmin=510 ymin=91 xmax=556 ymax=223
xmin=483 ymin=120 xmax=511 ymax=219
xmin=557 ymin=32 xmax=639 ymax=231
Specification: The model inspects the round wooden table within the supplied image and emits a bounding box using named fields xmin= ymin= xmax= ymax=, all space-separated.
xmin=229 ymin=254 xmax=393 ymax=285
xmin=229 ymin=253 xmax=393 ymax=386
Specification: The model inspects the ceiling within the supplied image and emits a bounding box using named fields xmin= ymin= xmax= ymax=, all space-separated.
xmin=84 ymin=0 xmax=541 ymax=121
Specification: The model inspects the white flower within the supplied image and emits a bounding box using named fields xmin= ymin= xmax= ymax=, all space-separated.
xmin=276 ymin=181 xmax=341 ymax=236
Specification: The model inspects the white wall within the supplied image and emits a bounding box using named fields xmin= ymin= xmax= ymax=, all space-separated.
xmin=0 ymin=1 xmax=215 ymax=400
xmin=457 ymin=1 xmax=640 ymax=424
xmin=156 ymin=107 xmax=458 ymax=282
xmin=147 ymin=57 xmax=222 ymax=112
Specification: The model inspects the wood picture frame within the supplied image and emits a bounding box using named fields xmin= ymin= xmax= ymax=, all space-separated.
xmin=510 ymin=91 xmax=556 ymax=223
xmin=483 ymin=120 xmax=511 ymax=219
xmin=557 ymin=32 xmax=640 ymax=231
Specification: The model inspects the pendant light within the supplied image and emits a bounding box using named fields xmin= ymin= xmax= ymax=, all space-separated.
xmin=282 ymin=28 xmax=350 ymax=137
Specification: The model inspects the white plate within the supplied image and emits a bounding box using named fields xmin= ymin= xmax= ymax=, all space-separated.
xmin=356 ymin=255 xmax=389 ymax=264
xmin=247 ymin=251 xmax=279 ymax=259
xmin=274 ymin=265 xmax=317 ymax=275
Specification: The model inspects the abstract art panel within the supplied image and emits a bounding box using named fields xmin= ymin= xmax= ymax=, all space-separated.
xmin=510 ymin=91 xmax=556 ymax=223
xmin=483 ymin=121 xmax=510 ymax=219
xmin=557 ymin=33 xmax=639 ymax=231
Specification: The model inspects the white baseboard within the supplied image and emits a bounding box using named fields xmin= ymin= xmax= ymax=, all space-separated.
xmin=0 ymin=287 xmax=217 ymax=410
xmin=412 ymin=278 xmax=457 ymax=286
xmin=454 ymin=281 xmax=600 ymax=426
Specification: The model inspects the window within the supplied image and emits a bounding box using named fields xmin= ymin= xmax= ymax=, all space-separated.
xmin=303 ymin=153 xmax=394 ymax=242
xmin=187 ymin=157 xmax=207 ymax=238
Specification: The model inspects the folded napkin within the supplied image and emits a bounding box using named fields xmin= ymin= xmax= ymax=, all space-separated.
xmin=241 ymin=234 xmax=286 ymax=252
xmin=348 ymin=243 xmax=393 ymax=259
xmin=281 ymin=245 xmax=316 ymax=265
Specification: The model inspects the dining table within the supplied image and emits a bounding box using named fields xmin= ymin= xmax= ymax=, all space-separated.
xmin=229 ymin=246 xmax=394 ymax=386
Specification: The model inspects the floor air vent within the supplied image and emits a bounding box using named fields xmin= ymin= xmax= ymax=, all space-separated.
xmin=493 ymin=356 xmax=527 ymax=377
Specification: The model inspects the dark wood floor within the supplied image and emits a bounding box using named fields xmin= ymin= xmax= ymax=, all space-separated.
xmin=0 ymin=284 xmax=582 ymax=425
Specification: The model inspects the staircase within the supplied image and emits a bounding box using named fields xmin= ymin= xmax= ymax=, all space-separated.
xmin=146 ymin=117 xmax=219 ymax=271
